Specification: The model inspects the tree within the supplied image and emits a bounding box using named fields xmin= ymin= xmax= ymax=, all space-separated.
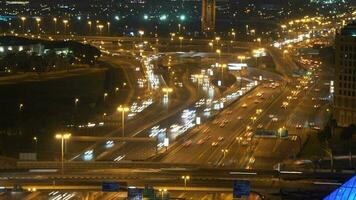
xmin=340 ymin=124 xmax=355 ymax=168
xmin=317 ymin=125 xmax=334 ymax=172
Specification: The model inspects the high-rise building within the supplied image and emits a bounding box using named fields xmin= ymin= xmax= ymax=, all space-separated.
xmin=334 ymin=21 xmax=356 ymax=127
xmin=201 ymin=0 xmax=215 ymax=32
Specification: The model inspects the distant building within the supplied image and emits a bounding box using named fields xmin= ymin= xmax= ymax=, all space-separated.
xmin=201 ymin=0 xmax=215 ymax=32
xmin=0 ymin=36 xmax=44 ymax=57
xmin=334 ymin=21 xmax=356 ymax=127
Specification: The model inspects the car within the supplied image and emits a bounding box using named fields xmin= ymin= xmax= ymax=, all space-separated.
xmin=218 ymin=136 xmax=224 ymax=141
xmin=236 ymin=136 xmax=243 ymax=141
xmin=211 ymin=142 xmax=219 ymax=147
xmin=183 ymin=140 xmax=192 ymax=147
xmin=219 ymin=123 xmax=225 ymax=128
xmin=203 ymin=128 xmax=210 ymax=133
xmin=312 ymin=97 xmax=317 ymax=101
xmin=312 ymin=126 xmax=321 ymax=130
xmin=269 ymin=114 xmax=274 ymax=118
xmin=197 ymin=139 xmax=205 ymax=145
xmin=256 ymin=92 xmax=263 ymax=97
xmin=313 ymin=104 xmax=320 ymax=108
xmin=227 ymin=110 xmax=233 ymax=114
xmin=241 ymin=103 xmax=247 ymax=108
xmin=257 ymin=124 xmax=263 ymax=129
xmin=272 ymin=117 xmax=278 ymax=122
xmin=237 ymin=116 xmax=243 ymax=120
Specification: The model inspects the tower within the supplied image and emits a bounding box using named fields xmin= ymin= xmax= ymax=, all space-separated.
xmin=202 ymin=0 xmax=216 ymax=32
xmin=334 ymin=21 xmax=356 ymax=127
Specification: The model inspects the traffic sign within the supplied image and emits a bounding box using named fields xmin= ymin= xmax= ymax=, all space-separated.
xmin=143 ymin=186 xmax=155 ymax=199
xmin=128 ymin=188 xmax=143 ymax=200
xmin=233 ymin=180 xmax=250 ymax=198
xmin=102 ymin=182 xmax=119 ymax=192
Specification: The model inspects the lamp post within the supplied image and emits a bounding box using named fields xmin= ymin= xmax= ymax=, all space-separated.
xmin=231 ymin=31 xmax=236 ymax=40
xmin=209 ymin=42 xmax=213 ymax=52
xmin=53 ymin=17 xmax=57 ymax=34
xmin=55 ymin=133 xmax=71 ymax=173
xmin=74 ymin=98 xmax=79 ymax=107
xmin=138 ymin=30 xmax=144 ymax=41
xmin=62 ymin=19 xmax=68 ymax=34
xmin=159 ymin=188 xmax=167 ymax=200
xmin=219 ymin=63 xmax=227 ymax=81
xmin=215 ymin=36 xmax=220 ymax=46
xmin=216 ymin=49 xmax=221 ymax=63
xmin=181 ymin=175 xmax=190 ymax=190
xmin=103 ymin=93 xmax=108 ymax=101
xmin=20 ymin=17 xmax=26 ymax=33
xmin=283 ymin=49 xmax=288 ymax=58
xmin=35 ymin=17 xmax=41 ymax=33
xmin=19 ymin=103 xmax=24 ymax=112
xmin=117 ymin=106 xmax=130 ymax=137
xmin=97 ymin=24 xmax=104 ymax=35
xmin=178 ymin=36 xmax=183 ymax=51
xmin=87 ymin=21 xmax=92 ymax=35
xmin=162 ymin=87 xmax=173 ymax=104
xmin=250 ymin=116 xmax=257 ymax=124
xmin=107 ymin=22 xmax=110 ymax=35
xmin=221 ymin=149 xmax=228 ymax=158
xmin=33 ymin=136 xmax=38 ymax=154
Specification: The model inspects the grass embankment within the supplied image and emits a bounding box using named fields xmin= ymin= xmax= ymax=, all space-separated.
xmin=0 ymin=67 xmax=128 ymax=159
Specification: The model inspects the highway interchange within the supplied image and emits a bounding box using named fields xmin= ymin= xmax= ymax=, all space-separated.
xmin=0 ymin=28 xmax=350 ymax=199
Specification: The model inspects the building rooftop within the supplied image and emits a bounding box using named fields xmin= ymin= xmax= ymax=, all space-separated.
xmin=340 ymin=21 xmax=356 ymax=36
xmin=324 ymin=176 xmax=356 ymax=200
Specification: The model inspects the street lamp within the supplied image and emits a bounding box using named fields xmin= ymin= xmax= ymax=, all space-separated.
xmin=237 ymin=55 xmax=246 ymax=63
xmin=20 ymin=16 xmax=26 ymax=33
xmin=221 ymin=149 xmax=228 ymax=157
xmin=62 ymin=19 xmax=68 ymax=34
xmin=215 ymin=36 xmax=220 ymax=45
xmin=103 ymin=93 xmax=108 ymax=101
xmin=181 ymin=175 xmax=190 ymax=190
xmin=35 ymin=17 xmax=41 ymax=33
xmin=33 ymin=136 xmax=38 ymax=154
xmin=53 ymin=17 xmax=57 ymax=34
xmin=117 ymin=106 xmax=130 ymax=137
xmin=231 ymin=31 xmax=236 ymax=39
xmin=97 ymin=24 xmax=104 ymax=35
xmin=179 ymin=36 xmax=184 ymax=51
xmin=209 ymin=42 xmax=213 ymax=51
xmin=159 ymin=188 xmax=167 ymax=200
xmin=283 ymin=49 xmax=289 ymax=58
xmin=257 ymin=37 xmax=261 ymax=45
xmin=55 ymin=133 xmax=71 ymax=173
xmin=218 ymin=63 xmax=227 ymax=81
xmin=107 ymin=22 xmax=110 ymax=35
xmin=74 ymin=98 xmax=79 ymax=107
xmin=138 ymin=30 xmax=144 ymax=41
xmin=162 ymin=87 xmax=173 ymax=102
xmin=19 ymin=103 xmax=24 ymax=111
xmin=216 ymin=49 xmax=221 ymax=62
xmin=250 ymin=116 xmax=257 ymax=123
xmin=87 ymin=21 xmax=92 ymax=34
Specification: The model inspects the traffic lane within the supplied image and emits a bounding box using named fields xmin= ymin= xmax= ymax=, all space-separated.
xmin=161 ymin=86 xmax=280 ymax=164
xmin=160 ymin=86 xmax=266 ymax=164
xmin=248 ymin=65 xmax=332 ymax=169
xmin=97 ymin=69 xmax=200 ymax=161
xmin=219 ymin=83 xmax=293 ymax=168
xmin=203 ymin=88 xmax=283 ymax=166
